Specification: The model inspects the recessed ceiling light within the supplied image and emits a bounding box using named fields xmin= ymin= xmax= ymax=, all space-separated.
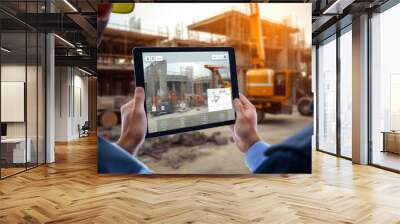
xmin=63 ymin=0 xmax=78 ymax=12
xmin=54 ymin=34 xmax=75 ymax=48
xmin=78 ymin=67 xmax=92 ymax=76
xmin=323 ymin=0 xmax=354 ymax=15
xmin=1 ymin=47 xmax=11 ymax=53
xmin=117 ymin=58 xmax=126 ymax=64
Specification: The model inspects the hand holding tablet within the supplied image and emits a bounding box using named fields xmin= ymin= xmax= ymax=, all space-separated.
xmin=133 ymin=47 xmax=239 ymax=138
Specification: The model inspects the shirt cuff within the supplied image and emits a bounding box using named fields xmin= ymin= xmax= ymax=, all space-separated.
xmin=112 ymin=143 xmax=153 ymax=174
xmin=245 ymin=140 xmax=270 ymax=172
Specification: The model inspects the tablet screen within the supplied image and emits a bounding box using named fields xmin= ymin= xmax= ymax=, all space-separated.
xmin=141 ymin=51 xmax=235 ymax=133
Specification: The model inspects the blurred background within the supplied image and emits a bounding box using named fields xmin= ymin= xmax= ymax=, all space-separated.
xmin=97 ymin=3 xmax=312 ymax=174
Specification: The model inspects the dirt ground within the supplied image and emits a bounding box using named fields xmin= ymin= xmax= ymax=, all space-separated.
xmin=147 ymin=106 xmax=234 ymax=133
xmin=139 ymin=112 xmax=313 ymax=174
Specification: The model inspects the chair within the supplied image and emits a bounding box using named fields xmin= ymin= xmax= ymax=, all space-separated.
xmin=79 ymin=121 xmax=90 ymax=138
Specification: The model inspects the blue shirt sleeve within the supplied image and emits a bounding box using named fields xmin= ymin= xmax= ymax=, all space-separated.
xmin=245 ymin=140 xmax=270 ymax=172
xmin=97 ymin=136 xmax=153 ymax=174
xmin=252 ymin=124 xmax=313 ymax=173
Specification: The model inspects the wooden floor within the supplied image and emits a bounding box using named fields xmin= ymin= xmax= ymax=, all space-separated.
xmin=1 ymin=167 xmax=26 ymax=178
xmin=1 ymin=136 xmax=400 ymax=223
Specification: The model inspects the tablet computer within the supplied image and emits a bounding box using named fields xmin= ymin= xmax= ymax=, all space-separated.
xmin=133 ymin=47 xmax=239 ymax=138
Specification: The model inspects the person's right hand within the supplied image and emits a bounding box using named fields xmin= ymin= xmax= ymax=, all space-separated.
xmin=230 ymin=94 xmax=260 ymax=153
xmin=116 ymin=87 xmax=147 ymax=155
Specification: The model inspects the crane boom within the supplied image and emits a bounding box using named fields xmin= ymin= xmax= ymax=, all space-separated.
xmin=248 ymin=3 xmax=265 ymax=68
xmin=204 ymin=65 xmax=231 ymax=88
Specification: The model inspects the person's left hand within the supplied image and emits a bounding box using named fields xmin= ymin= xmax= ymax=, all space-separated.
xmin=116 ymin=87 xmax=147 ymax=155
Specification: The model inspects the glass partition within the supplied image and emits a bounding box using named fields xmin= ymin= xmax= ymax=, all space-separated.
xmin=1 ymin=31 xmax=28 ymax=177
xmin=0 ymin=0 xmax=46 ymax=179
xmin=38 ymin=32 xmax=45 ymax=165
xmin=371 ymin=3 xmax=400 ymax=171
xmin=317 ymin=36 xmax=337 ymax=154
xmin=27 ymin=31 xmax=38 ymax=169
xmin=339 ymin=28 xmax=352 ymax=158
xmin=26 ymin=0 xmax=46 ymax=169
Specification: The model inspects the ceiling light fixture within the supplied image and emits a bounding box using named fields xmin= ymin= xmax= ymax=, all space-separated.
xmin=78 ymin=67 xmax=92 ymax=76
xmin=322 ymin=0 xmax=354 ymax=15
xmin=54 ymin=34 xmax=75 ymax=48
xmin=63 ymin=0 xmax=78 ymax=12
xmin=76 ymin=48 xmax=85 ymax=55
xmin=1 ymin=47 xmax=11 ymax=53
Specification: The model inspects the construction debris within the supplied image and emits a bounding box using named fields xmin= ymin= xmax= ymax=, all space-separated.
xmin=137 ymin=131 xmax=231 ymax=169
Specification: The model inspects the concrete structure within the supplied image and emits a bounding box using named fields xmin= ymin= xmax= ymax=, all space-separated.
xmin=98 ymin=9 xmax=310 ymax=97
xmin=187 ymin=9 xmax=309 ymax=92
xmin=144 ymin=61 xmax=191 ymax=99
xmin=188 ymin=10 xmax=303 ymax=70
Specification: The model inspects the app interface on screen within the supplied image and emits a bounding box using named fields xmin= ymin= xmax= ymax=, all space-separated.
xmin=142 ymin=51 xmax=235 ymax=133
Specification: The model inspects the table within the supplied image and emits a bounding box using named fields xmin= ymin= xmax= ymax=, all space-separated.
xmin=381 ymin=131 xmax=400 ymax=154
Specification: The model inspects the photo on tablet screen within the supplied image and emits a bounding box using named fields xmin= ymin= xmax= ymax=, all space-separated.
xmin=141 ymin=51 xmax=235 ymax=133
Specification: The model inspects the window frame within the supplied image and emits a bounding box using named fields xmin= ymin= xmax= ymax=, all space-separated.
xmin=315 ymin=22 xmax=353 ymax=160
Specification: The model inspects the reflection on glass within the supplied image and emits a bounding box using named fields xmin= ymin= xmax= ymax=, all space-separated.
xmin=38 ymin=33 xmax=46 ymax=165
xmin=27 ymin=32 xmax=38 ymax=168
xmin=1 ymin=32 xmax=27 ymax=177
xmin=340 ymin=29 xmax=352 ymax=158
xmin=318 ymin=37 xmax=337 ymax=154
xmin=0 ymin=0 xmax=47 ymax=179
xmin=390 ymin=75 xmax=400 ymax=130
xmin=371 ymin=3 xmax=400 ymax=171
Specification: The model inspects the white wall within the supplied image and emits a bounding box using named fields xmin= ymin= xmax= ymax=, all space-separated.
xmin=1 ymin=65 xmax=28 ymax=138
xmin=54 ymin=67 xmax=89 ymax=141
xmin=1 ymin=63 xmax=46 ymax=164
xmin=55 ymin=66 xmax=69 ymax=141
xmin=73 ymin=73 xmax=89 ymax=137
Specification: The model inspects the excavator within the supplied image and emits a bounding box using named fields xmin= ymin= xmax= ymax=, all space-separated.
xmin=246 ymin=3 xmax=312 ymax=122
xmin=204 ymin=65 xmax=231 ymax=88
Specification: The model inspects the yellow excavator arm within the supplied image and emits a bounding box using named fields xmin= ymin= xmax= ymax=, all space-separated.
xmin=248 ymin=3 xmax=265 ymax=68
xmin=204 ymin=65 xmax=231 ymax=88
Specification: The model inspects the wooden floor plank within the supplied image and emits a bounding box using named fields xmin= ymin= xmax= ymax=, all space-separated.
xmin=0 ymin=135 xmax=400 ymax=223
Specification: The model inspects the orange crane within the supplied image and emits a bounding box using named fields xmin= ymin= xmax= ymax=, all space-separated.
xmin=248 ymin=3 xmax=265 ymax=69
xmin=245 ymin=3 xmax=311 ymax=121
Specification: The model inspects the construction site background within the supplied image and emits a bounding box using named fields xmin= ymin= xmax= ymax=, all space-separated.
xmin=97 ymin=3 xmax=312 ymax=173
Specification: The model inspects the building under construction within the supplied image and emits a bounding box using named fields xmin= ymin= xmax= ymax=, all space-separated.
xmin=98 ymin=8 xmax=309 ymax=95
xmin=97 ymin=6 xmax=311 ymax=130
xmin=188 ymin=9 xmax=307 ymax=89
